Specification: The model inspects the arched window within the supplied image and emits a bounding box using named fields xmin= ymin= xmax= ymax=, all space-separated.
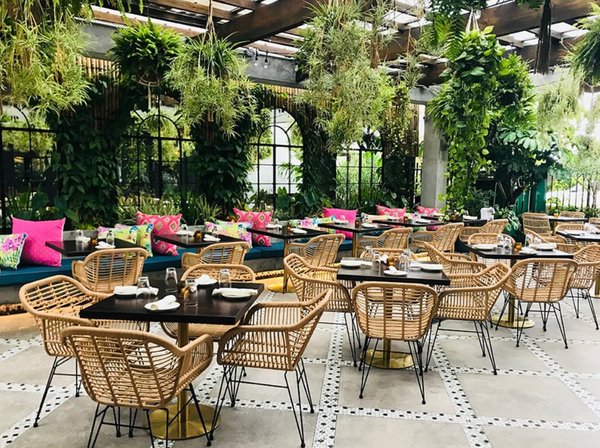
xmin=248 ymin=108 xmax=303 ymax=204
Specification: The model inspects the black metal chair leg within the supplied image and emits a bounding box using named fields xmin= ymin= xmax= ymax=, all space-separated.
xmin=189 ymin=384 xmax=212 ymax=445
xmin=343 ymin=313 xmax=358 ymax=367
xmin=87 ymin=405 xmax=108 ymax=448
xmin=495 ymin=294 xmax=509 ymax=330
xmin=408 ymin=341 xmax=426 ymax=405
xmin=298 ymin=359 xmax=315 ymax=413
xmin=209 ymin=365 xmax=232 ymax=443
xmin=145 ymin=410 xmax=156 ymax=448
xmin=284 ymin=369 xmax=306 ymax=448
xmin=584 ymin=290 xmax=600 ymax=330
xmin=34 ymin=356 xmax=60 ymax=427
xmin=515 ymin=300 xmax=527 ymax=347
xmin=473 ymin=321 xmax=486 ymax=357
xmin=479 ymin=322 xmax=498 ymax=375
xmin=552 ymin=303 xmax=569 ymax=349
xmin=425 ymin=320 xmax=441 ymax=372
xmin=359 ymin=338 xmax=379 ymax=399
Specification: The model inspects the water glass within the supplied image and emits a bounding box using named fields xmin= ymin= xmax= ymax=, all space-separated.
xmin=184 ymin=279 xmax=198 ymax=307
xmin=372 ymin=251 xmax=381 ymax=274
xmin=219 ymin=269 xmax=232 ymax=289
xmin=165 ymin=267 xmax=178 ymax=293
xmin=136 ymin=276 xmax=151 ymax=299
xmin=180 ymin=223 xmax=188 ymax=238
xmin=106 ymin=229 xmax=115 ymax=246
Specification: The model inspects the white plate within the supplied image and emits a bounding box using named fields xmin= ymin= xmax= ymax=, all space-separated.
xmin=567 ymin=230 xmax=584 ymax=235
xmin=265 ymin=224 xmax=282 ymax=229
xmin=519 ymin=248 xmax=537 ymax=255
xmin=409 ymin=265 xmax=422 ymax=271
xmin=416 ymin=219 xmax=431 ymax=225
xmin=291 ymin=229 xmax=307 ymax=234
xmin=221 ymin=289 xmax=254 ymax=299
xmin=420 ymin=263 xmax=443 ymax=272
xmin=531 ymin=243 xmax=556 ymax=251
xmin=341 ymin=260 xmax=363 ymax=268
xmin=114 ymin=286 xmax=137 ymax=297
xmin=196 ymin=278 xmax=217 ymax=286
xmin=361 ymin=223 xmax=378 ymax=228
xmin=384 ymin=269 xmax=407 ymax=276
xmin=463 ymin=216 xmax=478 ymax=221
xmin=144 ymin=302 xmax=180 ymax=312
xmin=474 ymin=244 xmax=496 ymax=250
xmin=95 ymin=244 xmax=115 ymax=250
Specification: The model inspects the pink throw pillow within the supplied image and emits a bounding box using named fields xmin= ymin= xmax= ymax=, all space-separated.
xmin=233 ymin=208 xmax=272 ymax=247
xmin=376 ymin=205 xmax=406 ymax=219
xmin=12 ymin=217 xmax=65 ymax=267
xmin=323 ymin=207 xmax=357 ymax=239
xmin=135 ymin=212 xmax=181 ymax=256
xmin=416 ymin=206 xmax=439 ymax=217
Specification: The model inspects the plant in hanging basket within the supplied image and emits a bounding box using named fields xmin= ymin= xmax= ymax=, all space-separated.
xmin=111 ymin=20 xmax=182 ymax=87
xmin=569 ymin=3 xmax=600 ymax=86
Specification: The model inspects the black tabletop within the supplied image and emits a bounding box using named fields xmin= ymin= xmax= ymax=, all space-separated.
xmin=557 ymin=230 xmax=600 ymax=243
xmin=248 ymin=226 xmax=326 ymax=240
xmin=80 ymin=282 xmax=265 ymax=325
xmin=548 ymin=216 xmax=587 ymax=223
xmin=45 ymin=238 xmax=138 ymax=257
xmin=336 ymin=259 xmax=450 ymax=286
xmin=154 ymin=232 xmax=242 ymax=248
xmin=372 ymin=218 xmax=445 ymax=228
xmin=319 ymin=222 xmax=392 ymax=234
xmin=468 ymin=245 xmax=573 ymax=260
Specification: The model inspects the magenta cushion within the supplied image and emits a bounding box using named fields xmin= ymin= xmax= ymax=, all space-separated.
xmin=416 ymin=205 xmax=440 ymax=217
xmin=323 ymin=208 xmax=357 ymax=239
xmin=12 ymin=217 xmax=65 ymax=267
xmin=233 ymin=208 xmax=272 ymax=247
xmin=135 ymin=212 xmax=181 ymax=256
xmin=376 ymin=205 xmax=407 ymax=218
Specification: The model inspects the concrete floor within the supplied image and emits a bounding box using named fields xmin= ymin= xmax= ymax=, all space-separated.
xmin=2 ymin=290 xmax=600 ymax=448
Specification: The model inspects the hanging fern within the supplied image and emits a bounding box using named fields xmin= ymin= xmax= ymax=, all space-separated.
xmin=569 ymin=3 xmax=600 ymax=85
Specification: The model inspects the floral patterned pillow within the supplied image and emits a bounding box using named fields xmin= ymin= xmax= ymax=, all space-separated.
xmin=416 ymin=206 xmax=440 ymax=217
xmin=233 ymin=208 xmax=272 ymax=247
xmin=115 ymin=224 xmax=153 ymax=257
xmin=375 ymin=205 xmax=406 ymax=218
xmin=113 ymin=227 xmax=139 ymax=245
xmin=205 ymin=221 xmax=253 ymax=246
xmin=0 ymin=233 xmax=28 ymax=269
xmin=136 ymin=212 xmax=181 ymax=256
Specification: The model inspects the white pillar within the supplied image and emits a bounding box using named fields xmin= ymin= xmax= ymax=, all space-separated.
xmin=421 ymin=115 xmax=447 ymax=209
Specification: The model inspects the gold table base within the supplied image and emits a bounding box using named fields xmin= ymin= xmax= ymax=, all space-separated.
xmin=491 ymin=314 xmax=535 ymax=329
xmin=149 ymin=403 xmax=218 ymax=440
xmin=367 ymin=349 xmax=414 ymax=369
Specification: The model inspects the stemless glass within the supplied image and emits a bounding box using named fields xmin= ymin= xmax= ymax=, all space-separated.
xmin=165 ymin=268 xmax=178 ymax=293
xmin=184 ymin=279 xmax=198 ymax=308
xmin=218 ymin=269 xmax=232 ymax=289
xmin=136 ymin=276 xmax=151 ymax=300
xmin=180 ymin=223 xmax=189 ymax=240
xmin=106 ymin=229 xmax=115 ymax=246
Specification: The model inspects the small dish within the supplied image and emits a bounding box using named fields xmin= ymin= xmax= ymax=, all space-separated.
xmin=340 ymin=259 xmax=363 ymax=268
xmin=420 ymin=263 xmax=443 ymax=272
xmin=474 ymin=243 xmax=496 ymax=250
xmin=531 ymin=242 xmax=556 ymax=251
xmin=361 ymin=223 xmax=378 ymax=228
xmin=291 ymin=228 xmax=307 ymax=234
xmin=519 ymin=247 xmax=537 ymax=255
xmin=196 ymin=277 xmax=217 ymax=286
xmin=221 ymin=289 xmax=254 ymax=299
xmin=384 ymin=269 xmax=407 ymax=276
xmin=114 ymin=286 xmax=137 ymax=298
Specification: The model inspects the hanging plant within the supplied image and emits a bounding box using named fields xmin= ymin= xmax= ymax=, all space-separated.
xmin=111 ymin=20 xmax=182 ymax=87
xmin=0 ymin=4 xmax=90 ymax=114
xmin=166 ymin=1 xmax=257 ymax=137
xmin=428 ymin=26 xmax=504 ymax=210
xmin=296 ymin=0 xmax=397 ymax=150
xmin=569 ymin=3 xmax=600 ymax=86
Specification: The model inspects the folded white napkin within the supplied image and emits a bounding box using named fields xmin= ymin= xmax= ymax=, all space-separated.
xmin=177 ymin=230 xmax=194 ymax=236
xmin=463 ymin=215 xmax=478 ymax=221
xmin=334 ymin=219 xmax=348 ymax=224
xmin=147 ymin=295 xmax=177 ymax=311
xmin=96 ymin=242 xmax=115 ymax=249
xmin=212 ymin=288 xmax=259 ymax=296
xmin=362 ymin=223 xmax=377 ymax=228
xmin=76 ymin=236 xmax=91 ymax=244
xmin=379 ymin=255 xmax=388 ymax=264
xmin=195 ymin=274 xmax=215 ymax=285
xmin=361 ymin=261 xmax=373 ymax=267
xmin=291 ymin=228 xmax=307 ymax=234
xmin=203 ymin=235 xmax=221 ymax=242
xmin=137 ymin=287 xmax=159 ymax=296
xmin=388 ymin=265 xmax=397 ymax=272
xmin=266 ymin=223 xmax=282 ymax=229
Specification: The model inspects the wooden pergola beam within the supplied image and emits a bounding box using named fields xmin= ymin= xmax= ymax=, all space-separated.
xmin=215 ymin=0 xmax=257 ymax=10
xmin=151 ymin=0 xmax=234 ymax=20
xmin=91 ymin=7 xmax=201 ymax=37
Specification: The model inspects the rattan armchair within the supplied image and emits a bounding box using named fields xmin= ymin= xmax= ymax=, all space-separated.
xmin=72 ymin=248 xmax=148 ymax=293
xmin=422 ymin=242 xmax=486 ymax=278
xmin=524 ymin=228 xmax=577 ymax=253
xmin=589 ymin=217 xmax=600 ymax=226
xmin=211 ymin=291 xmax=331 ymax=448
xmin=181 ymin=242 xmax=250 ymax=269
xmin=61 ymin=327 xmax=213 ymax=447
xmin=19 ymin=275 xmax=144 ymax=428
xmin=358 ymin=227 xmax=412 ymax=253
xmin=569 ymin=245 xmax=600 ymax=330
xmin=353 ymin=283 xmax=438 ymax=404
xmin=412 ymin=222 xmax=464 ymax=253
xmin=467 ymin=233 xmax=515 ymax=266
xmin=559 ymin=210 xmax=585 ymax=218
xmin=161 ymin=263 xmax=257 ymax=341
xmin=459 ymin=219 xmax=508 ymax=242
xmin=426 ymin=264 xmax=511 ymax=374
xmin=284 ymin=253 xmax=359 ymax=365
xmin=506 ymin=258 xmax=577 ymax=348
xmin=522 ymin=212 xmax=552 ymax=237
xmin=554 ymin=223 xmax=585 ymax=241
xmin=287 ymin=233 xmax=345 ymax=267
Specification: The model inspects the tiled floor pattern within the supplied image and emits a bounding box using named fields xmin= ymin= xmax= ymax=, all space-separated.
xmin=1 ymin=293 xmax=600 ymax=447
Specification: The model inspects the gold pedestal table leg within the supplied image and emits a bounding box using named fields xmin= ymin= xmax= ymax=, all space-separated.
xmin=366 ymin=339 xmax=414 ymax=369
xmin=150 ymin=323 xmax=220 ymax=440
xmin=491 ymin=295 xmax=535 ymax=329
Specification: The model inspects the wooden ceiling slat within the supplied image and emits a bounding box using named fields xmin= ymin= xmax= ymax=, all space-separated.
xmin=214 ymin=0 xmax=257 ymax=9
xmin=151 ymin=0 xmax=234 ymax=20
xmin=91 ymin=8 xmax=201 ymax=36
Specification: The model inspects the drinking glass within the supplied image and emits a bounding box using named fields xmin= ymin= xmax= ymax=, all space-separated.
xmin=211 ymin=227 xmax=219 ymax=239
xmin=136 ymin=276 xmax=151 ymax=299
xmin=106 ymin=230 xmax=115 ymax=246
xmin=165 ymin=267 xmax=178 ymax=293
xmin=184 ymin=279 xmax=198 ymax=308
xmin=75 ymin=229 xmax=84 ymax=240
xmin=180 ymin=223 xmax=189 ymax=241
xmin=372 ymin=251 xmax=381 ymax=274
xmin=219 ymin=269 xmax=232 ymax=289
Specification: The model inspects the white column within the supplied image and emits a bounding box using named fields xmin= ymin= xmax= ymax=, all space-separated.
xmin=421 ymin=114 xmax=447 ymax=209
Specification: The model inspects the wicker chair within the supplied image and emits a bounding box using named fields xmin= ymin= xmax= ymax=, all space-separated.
xmin=161 ymin=263 xmax=257 ymax=341
xmin=524 ymin=228 xmax=577 ymax=253
xmin=353 ymin=283 xmax=438 ymax=404
xmin=568 ymin=245 xmax=600 ymax=330
xmin=459 ymin=219 xmax=508 ymax=242
xmin=522 ymin=212 xmax=552 ymax=237
xmin=506 ymin=258 xmax=577 ymax=348
xmin=358 ymin=227 xmax=412 ymax=253
xmin=422 ymin=242 xmax=486 ymax=278
xmin=61 ymin=327 xmax=213 ymax=447
xmin=426 ymin=264 xmax=511 ymax=374
xmin=19 ymin=275 xmax=144 ymax=428
xmin=72 ymin=248 xmax=148 ymax=293
xmin=467 ymin=233 xmax=515 ymax=266
xmin=559 ymin=210 xmax=586 ymax=218
xmin=554 ymin=223 xmax=585 ymax=241
xmin=181 ymin=242 xmax=250 ymax=269
xmin=412 ymin=222 xmax=464 ymax=253
xmin=589 ymin=217 xmax=600 ymax=226
xmin=211 ymin=291 xmax=331 ymax=448
xmin=284 ymin=253 xmax=359 ymax=365
xmin=287 ymin=234 xmax=345 ymax=267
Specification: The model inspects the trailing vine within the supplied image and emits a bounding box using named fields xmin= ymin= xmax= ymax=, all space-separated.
xmin=428 ymin=27 xmax=504 ymax=210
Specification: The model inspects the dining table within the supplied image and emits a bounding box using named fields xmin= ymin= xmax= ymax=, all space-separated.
xmin=337 ymin=257 xmax=450 ymax=370
xmin=154 ymin=232 xmax=243 ymax=252
xmin=467 ymin=244 xmax=574 ymax=329
xmin=80 ymin=281 xmax=265 ymax=440
xmin=371 ymin=217 xmax=446 ymax=228
xmin=45 ymin=238 xmax=139 ymax=257
xmin=248 ymin=226 xmax=326 ymax=292
xmin=318 ymin=222 xmax=393 ymax=258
